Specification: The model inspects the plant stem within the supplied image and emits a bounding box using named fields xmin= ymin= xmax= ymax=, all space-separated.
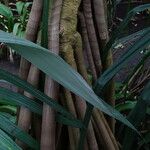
xmin=83 ymin=0 xmax=102 ymax=76
xmin=18 ymin=0 xmax=43 ymax=85
xmin=40 ymin=0 xmax=62 ymax=149
xmin=93 ymin=0 xmax=115 ymax=131
xmin=78 ymin=12 xmax=97 ymax=82
xmin=17 ymin=0 xmax=43 ymax=149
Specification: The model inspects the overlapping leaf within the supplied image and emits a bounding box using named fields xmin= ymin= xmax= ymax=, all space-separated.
xmin=0 ymin=129 xmax=21 ymax=150
xmin=0 ymin=30 xmax=136 ymax=131
xmin=122 ymin=81 xmax=150 ymax=150
xmin=0 ymin=3 xmax=13 ymax=20
xmin=103 ymin=4 xmax=150 ymax=58
xmin=0 ymin=87 xmax=42 ymax=115
xmin=0 ymin=113 xmax=39 ymax=150
xmin=95 ymin=29 xmax=150 ymax=93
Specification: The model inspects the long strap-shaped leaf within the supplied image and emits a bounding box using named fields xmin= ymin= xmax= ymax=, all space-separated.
xmin=0 ymin=3 xmax=13 ymax=21
xmin=112 ymin=27 xmax=150 ymax=49
xmin=122 ymin=50 xmax=150 ymax=90
xmin=0 ymin=89 xmax=84 ymax=129
xmin=122 ymin=81 xmax=150 ymax=150
xmin=0 ymin=129 xmax=21 ymax=150
xmin=0 ymin=113 xmax=39 ymax=150
xmin=0 ymin=74 xmax=84 ymax=128
xmin=0 ymin=87 xmax=42 ymax=115
xmin=0 ymin=68 xmax=73 ymax=118
xmin=95 ymin=29 xmax=150 ymax=93
xmin=56 ymin=114 xmax=85 ymax=129
xmin=0 ymin=31 xmax=136 ymax=131
xmin=103 ymin=4 xmax=150 ymax=59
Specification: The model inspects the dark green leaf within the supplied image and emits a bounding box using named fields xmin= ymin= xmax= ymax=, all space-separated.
xmin=0 ymin=113 xmax=39 ymax=150
xmin=16 ymin=1 xmax=25 ymax=15
xmin=56 ymin=114 xmax=84 ymax=128
xmin=122 ymin=81 xmax=150 ymax=150
xmin=13 ymin=23 xmax=21 ymax=36
xmin=139 ymin=132 xmax=150 ymax=147
xmin=115 ymin=101 xmax=137 ymax=112
xmin=95 ymin=29 xmax=150 ymax=93
xmin=0 ymin=31 xmax=137 ymax=131
xmin=103 ymin=4 xmax=150 ymax=58
xmin=0 ymin=3 xmax=13 ymax=19
xmin=0 ymin=129 xmax=21 ymax=150
xmin=0 ymin=87 xmax=42 ymax=115
xmin=112 ymin=27 xmax=150 ymax=49
xmin=0 ymin=105 xmax=16 ymax=115
xmin=0 ymin=69 xmax=73 ymax=119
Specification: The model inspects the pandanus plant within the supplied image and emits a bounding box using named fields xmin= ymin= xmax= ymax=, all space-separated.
xmin=0 ymin=0 xmax=149 ymax=150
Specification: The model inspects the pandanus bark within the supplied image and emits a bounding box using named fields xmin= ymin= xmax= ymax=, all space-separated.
xmin=16 ymin=0 xmax=119 ymax=149
xmin=17 ymin=0 xmax=43 ymax=149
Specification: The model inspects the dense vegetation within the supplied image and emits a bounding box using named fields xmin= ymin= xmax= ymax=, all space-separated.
xmin=0 ymin=0 xmax=149 ymax=150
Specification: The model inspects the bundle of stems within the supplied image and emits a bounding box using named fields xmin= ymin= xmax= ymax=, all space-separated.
xmin=17 ymin=0 xmax=119 ymax=149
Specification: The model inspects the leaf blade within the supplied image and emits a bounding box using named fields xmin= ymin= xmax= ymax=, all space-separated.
xmin=0 ymin=31 xmax=137 ymax=131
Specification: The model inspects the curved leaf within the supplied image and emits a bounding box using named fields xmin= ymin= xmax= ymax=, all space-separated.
xmin=0 ymin=112 xmax=16 ymax=123
xmin=95 ymin=29 xmax=150 ymax=93
xmin=0 ymin=31 xmax=137 ymax=131
xmin=112 ymin=27 xmax=150 ymax=49
xmin=0 ymin=70 xmax=84 ymax=128
xmin=16 ymin=1 xmax=25 ymax=15
xmin=0 ymin=113 xmax=39 ymax=150
xmin=56 ymin=114 xmax=85 ymax=128
xmin=0 ymin=129 xmax=21 ymax=150
xmin=0 ymin=3 xmax=14 ymax=31
xmin=0 ymin=3 xmax=13 ymax=19
xmin=0 ymin=105 xmax=16 ymax=115
xmin=139 ymin=132 xmax=150 ymax=148
xmin=0 ymin=87 xmax=42 ymax=115
xmin=103 ymin=4 xmax=150 ymax=58
xmin=0 ymin=69 xmax=73 ymax=119
xmin=13 ymin=23 xmax=21 ymax=36
xmin=122 ymin=81 xmax=150 ymax=150
xmin=115 ymin=101 xmax=137 ymax=112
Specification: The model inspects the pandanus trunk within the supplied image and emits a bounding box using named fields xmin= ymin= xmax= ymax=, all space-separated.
xmin=40 ymin=0 xmax=62 ymax=149
xmin=17 ymin=0 xmax=119 ymax=149
xmin=93 ymin=0 xmax=115 ymax=132
xmin=17 ymin=0 xmax=43 ymax=149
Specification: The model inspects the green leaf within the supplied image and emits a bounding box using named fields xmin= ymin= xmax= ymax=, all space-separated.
xmin=0 ymin=112 xmax=16 ymax=123
xmin=24 ymin=2 xmax=32 ymax=9
xmin=122 ymin=50 xmax=150 ymax=91
xmin=95 ymin=29 xmax=150 ymax=93
xmin=0 ymin=69 xmax=73 ymax=119
xmin=139 ymin=132 xmax=150 ymax=148
xmin=103 ymin=4 xmax=150 ymax=59
xmin=0 ymin=105 xmax=16 ymax=115
xmin=0 ymin=87 xmax=42 ymax=115
xmin=0 ymin=31 xmax=137 ymax=132
xmin=78 ymin=103 xmax=93 ymax=150
xmin=112 ymin=27 xmax=150 ymax=49
xmin=0 ymin=113 xmax=39 ymax=150
xmin=18 ymin=31 xmax=25 ymax=38
xmin=122 ymin=101 xmax=146 ymax=150
xmin=13 ymin=23 xmax=21 ymax=36
xmin=115 ymin=101 xmax=137 ymax=112
xmin=16 ymin=1 xmax=25 ymax=15
xmin=0 ymin=129 xmax=21 ymax=150
xmin=140 ymin=82 xmax=150 ymax=104
xmin=41 ymin=0 xmax=51 ymax=48
xmin=56 ymin=114 xmax=84 ymax=128
xmin=0 ymin=98 xmax=16 ymax=106
xmin=0 ymin=88 xmax=84 ymax=128
xmin=0 ymin=3 xmax=13 ymax=20
xmin=122 ymin=81 xmax=150 ymax=150
xmin=0 ymin=3 xmax=14 ymax=32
